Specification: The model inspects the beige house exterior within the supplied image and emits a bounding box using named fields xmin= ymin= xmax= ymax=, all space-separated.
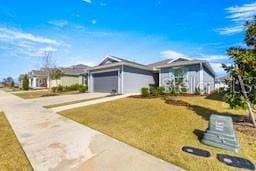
xmin=27 ymin=64 xmax=90 ymax=89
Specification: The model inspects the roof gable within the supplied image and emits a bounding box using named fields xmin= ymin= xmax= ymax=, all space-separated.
xmin=98 ymin=56 xmax=121 ymax=66
xmin=167 ymin=57 xmax=190 ymax=64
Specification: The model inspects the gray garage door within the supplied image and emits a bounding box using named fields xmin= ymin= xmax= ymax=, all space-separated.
xmin=93 ymin=71 xmax=118 ymax=93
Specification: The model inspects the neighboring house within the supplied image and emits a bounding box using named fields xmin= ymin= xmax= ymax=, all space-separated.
xmin=27 ymin=64 xmax=90 ymax=89
xmin=88 ymin=55 xmax=215 ymax=94
xmin=50 ymin=64 xmax=90 ymax=87
xmin=28 ymin=70 xmax=48 ymax=89
xmin=215 ymin=76 xmax=228 ymax=90
xmin=0 ymin=82 xmax=4 ymax=88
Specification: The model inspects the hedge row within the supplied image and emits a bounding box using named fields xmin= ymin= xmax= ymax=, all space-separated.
xmin=52 ymin=84 xmax=88 ymax=93
xmin=141 ymin=87 xmax=165 ymax=97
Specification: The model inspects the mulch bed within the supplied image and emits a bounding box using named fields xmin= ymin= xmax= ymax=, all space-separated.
xmin=40 ymin=93 xmax=59 ymax=97
xmin=128 ymin=95 xmax=165 ymax=99
xmin=234 ymin=121 xmax=256 ymax=137
xmin=165 ymin=98 xmax=191 ymax=107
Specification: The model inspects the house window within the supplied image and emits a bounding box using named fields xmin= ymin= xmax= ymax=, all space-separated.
xmin=171 ymin=67 xmax=186 ymax=84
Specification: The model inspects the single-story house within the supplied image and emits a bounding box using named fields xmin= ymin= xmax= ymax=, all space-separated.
xmin=28 ymin=70 xmax=48 ymax=89
xmin=88 ymin=55 xmax=215 ymax=94
xmin=49 ymin=64 xmax=90 ymax=87
xmin=27 ymin=64 xmax=90 ymax=89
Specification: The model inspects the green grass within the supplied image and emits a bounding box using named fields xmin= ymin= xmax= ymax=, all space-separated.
xmin=14 ymin=90 xmax=80 ymax=99
xmin=44 ymin=96 xmax=107 ymax=108
xmin=0 ymin=112 xmax=32 ymax=170
xmin=60 ymin=96 xmax=256 ymax=171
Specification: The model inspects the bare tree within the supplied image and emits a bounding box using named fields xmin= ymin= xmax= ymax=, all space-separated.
xmin=41 ymin=51 xmax=55 ymax=88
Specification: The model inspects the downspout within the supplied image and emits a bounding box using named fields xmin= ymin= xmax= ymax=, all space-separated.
xmin=199 ymin=63 xmax=204 ymax=93
xmin=158 ymin=68 xmax=161 ymax=87
xmin=121 ymin=64 xmax=124 ymax=94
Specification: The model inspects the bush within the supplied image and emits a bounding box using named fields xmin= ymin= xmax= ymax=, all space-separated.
xmin=57 ymin=85 xmax=63 ymax=92
xmin=157 ymin=87 xmax=165 ymax=95
xmin=194 ymin=87 xmax=201 ymax=95
xmin=51 ymin=87 xmax=57 ymax=93
xmin=78 ymin=85 xmax=88 ymax=93
xmin=70 ymin=84 xmax=80 ymax=91
xmin=22 ymin=75 xmax=29 ymax=90
xmin=141 ymin=88 xmax=149 ymax=97
xmin=150 ymin=87 xmax=158 ymax=96
xmin=111 ymin=89 xmax=117 ymax=95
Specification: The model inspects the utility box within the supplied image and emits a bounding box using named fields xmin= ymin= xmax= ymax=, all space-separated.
xmin=201 ymin=114 xmax=240 ymax=152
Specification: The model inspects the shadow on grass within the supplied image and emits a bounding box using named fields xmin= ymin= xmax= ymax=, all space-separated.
xmin=189 ymin=105 xmax=244 ymax=121
xmin=193 ymin=129 xmax=204 ymax=141
xmin=205 ymin=92 xmax=226 ymax=102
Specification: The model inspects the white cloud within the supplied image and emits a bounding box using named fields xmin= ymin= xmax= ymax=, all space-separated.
xmin=48 ymin=20 xmax=68 ymax=27
xmin=215 ymin=25 xmax=244 ymax=35
xmin=91 ymin=19 xmax=97 ymax=24
xmin=0 ymin=27 xmax=65 ymax=58
xmin=216 ymin=2 xmax=256 ymax=35
xmin=161 ymin=50 xmax=189 ymax=59
xmin=197 ymin=55 xmax=228 ymax=62
xmin=210 ymin=63 xmax=227 ymax=76
xmin=82 ymin=0 xmax=92 ymax=4
xmin=0 ymin=27 xmax=60 ymax=45
xmin=225 ymin=2 xmax=256 ymax=22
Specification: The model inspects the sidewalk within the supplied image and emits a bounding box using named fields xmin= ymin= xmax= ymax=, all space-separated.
xmin=0 ymin=91 xmax=184 ymax=171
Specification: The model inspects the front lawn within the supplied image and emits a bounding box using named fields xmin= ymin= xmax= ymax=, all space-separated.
xmin=0 ymin=112 xmax=32 ymax=170
xmin=60 ymin=95 xmax=256 ymax=171
xmin=14 ymin=90 xmax=80 ymax=99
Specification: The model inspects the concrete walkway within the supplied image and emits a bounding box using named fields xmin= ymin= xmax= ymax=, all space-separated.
xmin=0 ymin=91 xmax=184 ymax=171
xmin=51 ymin=94 xmax=132 ymax=112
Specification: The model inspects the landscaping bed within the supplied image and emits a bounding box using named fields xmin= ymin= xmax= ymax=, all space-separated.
xmin=60 ymin=96 xmax=255 ymax=171
xmin=0 ymin=112 xmax=32 ymax=170
xmin=14 ymin=90 xmax=80 ymax=99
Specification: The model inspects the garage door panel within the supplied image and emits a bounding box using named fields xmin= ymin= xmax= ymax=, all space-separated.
xmin=93 ymin=71 xmax=118 ymax=93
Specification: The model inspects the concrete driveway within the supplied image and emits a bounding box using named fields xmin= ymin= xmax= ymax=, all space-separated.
xmin=0 ymin=91 xmax=184 ymax=171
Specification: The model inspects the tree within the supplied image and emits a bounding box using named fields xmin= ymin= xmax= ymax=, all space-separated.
xmin=41 ymin=51 xmax=55 ymax=88
xmin=50 ymin=68 xmax=63 ymax=87
xmin=2 ymin=77 xmax=14 ymax=87
xmin=22 ymin=74 xmax=29 ymax=90
xmin=223 ymin=16 xmax=256 ymax=127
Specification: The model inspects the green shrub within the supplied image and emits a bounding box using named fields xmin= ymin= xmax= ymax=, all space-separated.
xmin=51 ymin=87 xmax=57 ymax=93
xmin=111 ymin=89 xmax=117 ymax=95
xmin=57 ymin=85 xmax=63 ymax=92
xmin=157 ymin=87 xmax=165 ymax=95
xmin=194 ymin=87 xmax=201 ymax=95
xmin=69 ymin=84 xmax=80 ymax=91
xmin=149 ymin=87 xmax=158 ymax=96
xmin=141 ymin=88 xmax=149 ymax=97
xmin=180 ymin=87 xmax=187 ymax=94
xmin=78 ymin=85 xmax=88 ymax=93
xmin=22 ymin=74 xmax=29 ymax=90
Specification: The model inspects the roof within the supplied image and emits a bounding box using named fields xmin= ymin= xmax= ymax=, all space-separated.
xmin=29 ymin=64 xmax=91 ymax=77
xmin=147 ymin=57 xmax=190 ymax=68
xmin=149 ymin=58 xmax=215 ymax=77
xmin=89 ymin=55 xmax=153 ymax=71
xmin=88 ymin=55 xmax=216 ymax=76
xmin=28 ymin=70 xmax=48 ymax=77
xmin=60 ymin=64 xmax=90 ymax=76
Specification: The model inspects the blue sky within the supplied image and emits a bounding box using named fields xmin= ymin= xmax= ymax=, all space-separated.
xmin=1 ymin=0 xmax=256 ymax=80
